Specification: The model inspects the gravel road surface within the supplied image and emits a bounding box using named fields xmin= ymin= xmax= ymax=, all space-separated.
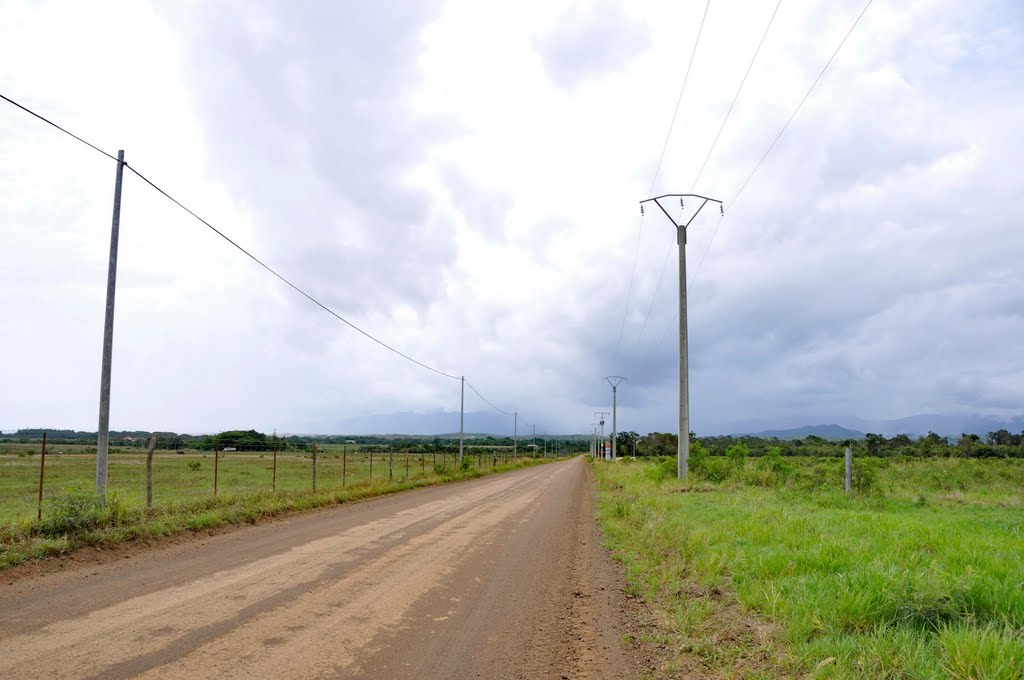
xmin=0 ymin=457 xmax=639 ymax=679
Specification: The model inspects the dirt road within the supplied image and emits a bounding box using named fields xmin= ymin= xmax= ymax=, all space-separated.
xmin=0 ymin=457 xmax=640 ymax=679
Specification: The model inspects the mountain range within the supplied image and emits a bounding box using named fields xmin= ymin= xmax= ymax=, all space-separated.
xmin=714 ymin=413 xmax=1024 ymax=439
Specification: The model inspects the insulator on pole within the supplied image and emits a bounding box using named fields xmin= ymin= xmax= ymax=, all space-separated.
xmin=640 ymin=204 xmax=645 ymax=215
xmin=720 ymin=203 xmax=724 ymax=215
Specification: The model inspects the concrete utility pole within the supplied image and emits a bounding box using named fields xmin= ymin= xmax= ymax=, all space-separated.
xmin=639 ymin=194 xmax=722 ymax=479
xmin=96 ymin=150 xmax=125 ymax=501
xmin=595 ymin=412 xmax=609 ymax=460
xmin=459 ymin=376 xmax=465 ymax=465
xmin=603 ymin=376 xmax=626 ymax=460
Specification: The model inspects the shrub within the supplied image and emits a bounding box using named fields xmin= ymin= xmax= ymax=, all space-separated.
xmin=853 ymin=457 xmax=883 ymax=495
xmin=187 ymin=460 xmax=201 ymax=471
xmin=726 ymin=442 xmax=750 ymax=469
xmin=646 ymin=456 xmax=677 ymax=483
xmin=701 ymin=457 xmax=732 ymax=483
xmin=35 ymin=490 xmax=133 ymax=538
xmin=689 ymin=440 xmax=709 ymax=473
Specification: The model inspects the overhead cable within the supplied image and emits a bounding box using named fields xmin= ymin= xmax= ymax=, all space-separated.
xmin=628 ymin=0 xmax=783 ymax=358
xmin=0 ymin=91 xmax=462 ymax=382
xmin=609 ymin=0 xmax=713 ymax=371
xmin=689 ymin=0 xmax=874 ymax=285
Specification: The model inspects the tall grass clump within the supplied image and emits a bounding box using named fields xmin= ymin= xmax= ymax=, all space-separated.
xmin=35 ymin=490 xmax=135 ymax=538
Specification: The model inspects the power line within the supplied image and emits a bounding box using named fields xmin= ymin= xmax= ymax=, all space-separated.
xmin=464 ymin=380 xmax=513 ymax=416
xmin=689 ymin=0 xmax=874 ymax=286
xmin=646 ymin=0 xmax=714 ymax=198
xmin=630 ymin=205 xmax=683 ymax=353
xmin=610 ymin=211 xmax=643 ymax=370
xmin=124 ymin=163 xmax=461 ymax=381
xmin=628 ymin=0 xmax=782 ymax=358
xmin=0 ymin=90 xmax=462 ymax=382
xmin=610 ymin=0 xmax=713 ymax=370
xmin=689 ymin=0 xmax=784 ymax=192
xmin=0 ymin=92 xmax=119 ymax=162
xmin=646 ymin=0 xmax=874 ymax=356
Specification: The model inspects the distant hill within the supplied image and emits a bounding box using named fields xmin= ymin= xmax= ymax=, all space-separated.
xmin=746 ymin=424 xmax=865 ymax=441
xmin=710 ymin=413 xmax=1024 ymax=438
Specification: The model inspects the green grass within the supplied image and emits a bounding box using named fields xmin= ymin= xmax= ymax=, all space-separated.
xmin=0 ymin=447 xmax=501 ymax=524
xmin=0 ymin=450 xmax=548 ymax=570
xmin=594 ymin=456 xmax=1024 ymax=678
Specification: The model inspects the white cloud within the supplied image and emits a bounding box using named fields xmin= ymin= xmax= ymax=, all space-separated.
xmin=1 ymin=0 xmax=1021 ymax=435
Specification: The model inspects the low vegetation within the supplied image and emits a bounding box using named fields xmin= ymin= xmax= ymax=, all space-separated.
xmin=0 ymin=457 xmax=549 ymax=571
xmin=594 ymin=455 xmax=1024 ymax=678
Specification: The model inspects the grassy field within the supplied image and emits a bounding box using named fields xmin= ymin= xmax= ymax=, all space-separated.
xmin=0 ymin=446 xmax=508 ymax=524
xmin=0 ymin=447 xmax=543 ymax=570
xmin=594 ymin=456 xmax=1024 ymax=679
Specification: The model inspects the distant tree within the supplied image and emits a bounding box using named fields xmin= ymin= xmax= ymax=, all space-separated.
xmin=639 ymin=432 xmax=677 ymax=457
xmin=889 ymin=433 xmax=913 ymax=449
xmin=986 ymin=429 xmax=1013 ymax=446
xmin=615 ymin=431 xmax=640 ymax=457
xmin=959 ymin=433 xmax=981 ymax=457
xmin=865 ymin=433 xmax=886 ymax=456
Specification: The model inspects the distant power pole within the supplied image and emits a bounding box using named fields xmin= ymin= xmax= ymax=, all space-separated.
xmin=603 ymin=376 xmax=626 ymax=460
xmin=96 ymin=150 xmax=126 ymax=502
xmin=639 ymin=194 xmax=722 ymax=479
xmin=459 ymin=376 xmax=465 ymax=465
xmin=595 ymin=412 xmax=609 ymax=460
xmin=513 ymin=411 xmax=517 ymax=459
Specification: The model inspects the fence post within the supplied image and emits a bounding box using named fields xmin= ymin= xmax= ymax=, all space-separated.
xmin=389 ymin=448 xmax=393 ymax=481
xmin=845 ymin=445 xmax=853 ymax=495
xmin=214 ymin=448 xmax=219 ymax=496
xmin=421 ymin=449 xmax=425 ymax=473
xmin=145 ymin=432 xmax=157 ymax=508
xmin=342 ymin=446 xmax=347 ymax=487
xmin=405 ymin=448 xmax=409 ymax=480
xmin=272 ymin=447 xmax=277 ymax=492
xmin=369 ymin=449 xmax=373 ymax=482
xmin=312 ymin=442 xmax=318 ymax=493
xmin=37 ymin=432 xmax=47 ymax=521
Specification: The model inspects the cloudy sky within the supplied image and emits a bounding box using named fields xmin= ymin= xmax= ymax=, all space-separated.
xmin=1 ymin=0 xmax=1021 ymax=436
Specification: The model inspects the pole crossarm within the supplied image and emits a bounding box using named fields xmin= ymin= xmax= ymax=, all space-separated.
xmin=641 ymin=194 xmax=723 ymax=231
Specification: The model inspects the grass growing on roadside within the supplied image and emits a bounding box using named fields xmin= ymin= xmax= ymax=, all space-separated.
xmin=593 ymin=457 xmax=1024 ymax=678
xmin=0 ymin=458 xmax=548 ymax=571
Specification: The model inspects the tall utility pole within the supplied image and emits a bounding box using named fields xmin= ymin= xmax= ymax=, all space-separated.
xmin=639 ymin=194 xmax=722 ymax=478
xmin=459 ymin=376 xmax=465 ymax=465
xmin=595 ymin=412 xmax=609 ymax=460
xmin=96 ymin=150 xmax=126 ymax=502
xmin=513 ymin=411 xmax=517 ymax=459
xmin=603 ymin=376 xmax=626 ymax=460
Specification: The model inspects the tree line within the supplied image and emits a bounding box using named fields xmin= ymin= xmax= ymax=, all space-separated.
xmin=614 ymin=430 xmax=1024 ymax=459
